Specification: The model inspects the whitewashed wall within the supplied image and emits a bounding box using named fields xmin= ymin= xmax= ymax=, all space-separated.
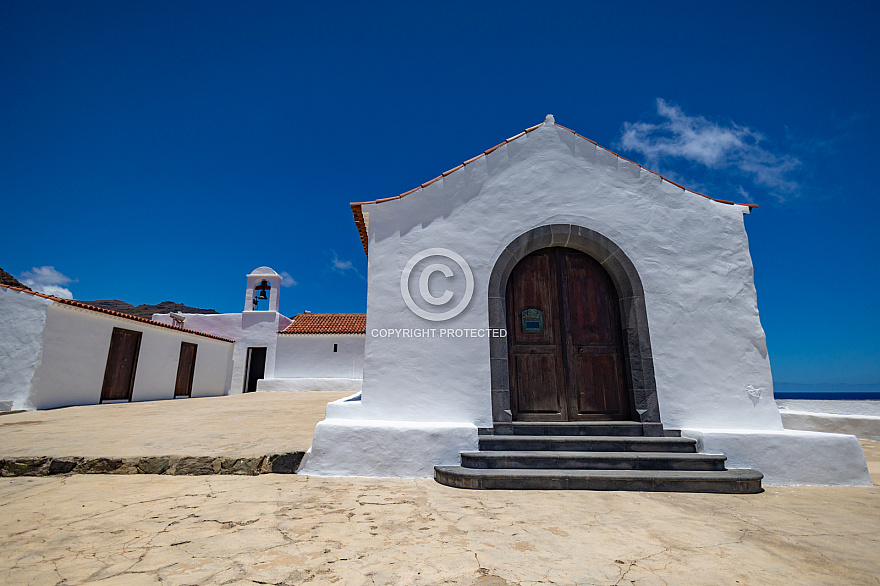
xmin=303 ymin=116 xmax=800 ymax=479
xmin=0 ymin=287 xmax=51 ymax=410
xmin=275 ymin=334 xmax=364 ymax=379
xmin=28 ymin=303 xmax=233 ymax=410
xmin=330 ymin=119 xmax=781 ymax=430
xmin=152 ymin=312 xmax=290 ymax=394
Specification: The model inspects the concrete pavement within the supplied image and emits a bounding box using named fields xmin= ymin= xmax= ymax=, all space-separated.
xmin=0 ymin=393 xmax=878 ymax=584
xmin=1 ymin=466 xmax=879 ymax=585
xmin=0 ymin=391 xmax=353 ymax=459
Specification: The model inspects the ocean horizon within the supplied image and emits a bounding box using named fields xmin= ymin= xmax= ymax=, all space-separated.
xmin=773 ymin=382 xmax=880 ymax=400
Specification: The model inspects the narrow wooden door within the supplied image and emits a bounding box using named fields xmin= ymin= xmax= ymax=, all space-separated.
xmin=243 ymin=347 xmax=267 ymax=393
xmin=174 ymin=342 xmax=198 ymax=397
xmin=505 ymin=249 xmax=567 ymax=420
xmin=100 ymin=328 xmax=142 ymax=402
xmin=506 ymin=248 xmax=630 ymax=421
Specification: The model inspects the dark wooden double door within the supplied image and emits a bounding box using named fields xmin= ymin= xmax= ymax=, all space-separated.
xmin=506 ymin=247 xmax=631 ymax=421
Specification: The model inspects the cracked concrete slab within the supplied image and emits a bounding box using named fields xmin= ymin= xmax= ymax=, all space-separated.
xmin=1 ymin=443 xmax=879 ymax=585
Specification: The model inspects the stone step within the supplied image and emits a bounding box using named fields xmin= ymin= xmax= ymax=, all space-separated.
xmin=460 ymin=450 xmax=727 ymax=471
xmin=434 ymin=466 xmax=764 ymax=493
xmin=496 ymin=422 xmax=647 ymax=436
xmin=479 ymin=435 xmax=698 ymax=453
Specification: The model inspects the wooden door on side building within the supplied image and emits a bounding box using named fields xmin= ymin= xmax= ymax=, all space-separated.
xmin=100 ymin=327 xmax=142 ymax=403
xmin=506 ymin=247 xmax=631 ymax=421
xmin=174 ymin=342 xmax=198 ymax=397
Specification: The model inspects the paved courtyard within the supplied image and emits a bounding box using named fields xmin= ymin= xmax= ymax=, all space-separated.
xmin=0 ymin=394 xmax=878 ymax=585
xmin=0 ymin=392 xmax=353 ymax=458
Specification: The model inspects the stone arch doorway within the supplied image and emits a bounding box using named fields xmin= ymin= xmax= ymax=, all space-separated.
xmin=488 ymin=225 xmax=662 ymax=432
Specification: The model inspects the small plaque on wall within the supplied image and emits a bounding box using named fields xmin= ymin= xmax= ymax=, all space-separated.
xmin=521 ymin=308 xmax=543 ymax=333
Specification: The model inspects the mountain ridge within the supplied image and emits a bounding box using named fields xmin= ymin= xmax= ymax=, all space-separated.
xmin=0 ymin=267 xmax=30 ymax=290
xmin=78 ymin=300 xmax=219 ymax=320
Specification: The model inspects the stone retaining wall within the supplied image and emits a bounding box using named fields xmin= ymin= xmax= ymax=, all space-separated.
xmin=0 ymin=452 xmax=304 ymax=477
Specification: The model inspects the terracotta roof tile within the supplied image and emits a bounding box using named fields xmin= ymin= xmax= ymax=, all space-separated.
xmin=462 ymin=153 xmax=483 ymax=166
xmin=280 ymin=313 xmax=366 ymax=335
xmin=350 ymin=202 xmax=369 ymax=254
xmin=442 ymin=164 xmax=464 ymax=177
xmin=350 ymin=117 xmax=758 ymax=255
xmin=0 ymin=284 xmax=235 ymax=343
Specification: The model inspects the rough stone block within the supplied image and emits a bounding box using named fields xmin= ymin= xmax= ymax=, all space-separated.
xmin=47 ymin=459 xmax=78 ymax=475
xmin=81 ymin=458 xmax=124 ymax=474
xmin=268 ymin=453 xmax=304 ymax=474
xmin=137 ymin=457 xmax=171 ymax=475
xmin=172 ymin=457 xmax=217 ymax=476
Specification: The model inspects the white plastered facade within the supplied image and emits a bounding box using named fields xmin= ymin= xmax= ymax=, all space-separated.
xmin=152 ymin=267 xmax=366 ymax=395
xmin=151 ymin=311 xmax=290 ymax=395
xmin=0 ymin=286 xmax=234 ymax=410
xmin=301 ymin=116 xmax=870 ymax=484
xmin=152 ymin=267 xmax=292 ymax=395
xmin=262 ymin=333 xmax=364 ymax=392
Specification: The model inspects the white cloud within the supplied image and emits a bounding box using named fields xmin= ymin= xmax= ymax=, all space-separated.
xmin=279 ymin=271 xmax=297 ymax=287
xmin=331 ymin=252 xmax=354 ymax=273
xmin=618 ymin=99 xmax=801 ymax=200
xmin=329 ymin=251 xmax=364 ymax=280
xmin=18 ymin=266 xmax=76 ymax=299
xmin=36 ymin=285 xmax=75 ymax=299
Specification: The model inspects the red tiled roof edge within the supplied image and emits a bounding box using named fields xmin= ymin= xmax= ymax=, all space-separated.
xmin=349 ymin=118 xmax=758 ymax=255
xmin=0 ymin=284 xmax=235 ymax=343
xmin=350 ymin=202 xmax=369 ymax=259
xmin=279 ymin=313 xmax=367 ymax=335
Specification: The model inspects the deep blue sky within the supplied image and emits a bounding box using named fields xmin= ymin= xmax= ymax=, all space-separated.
xmin=1 ymin=2 xmax=877 ymax=385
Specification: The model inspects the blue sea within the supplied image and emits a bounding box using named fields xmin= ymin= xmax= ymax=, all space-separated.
xmin=773 ymin=383 xmax=880 ymax=400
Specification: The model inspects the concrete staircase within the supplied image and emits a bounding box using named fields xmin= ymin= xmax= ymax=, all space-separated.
xmin=434 ymin=422 xmax=763 ymax=493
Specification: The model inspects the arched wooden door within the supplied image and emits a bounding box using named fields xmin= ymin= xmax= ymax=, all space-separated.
xmin=506 ymin=247 xmax=631 ymax=421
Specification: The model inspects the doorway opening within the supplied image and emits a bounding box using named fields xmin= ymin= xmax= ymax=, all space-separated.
xmin=243 ymin=347 xmax=267 ymax=393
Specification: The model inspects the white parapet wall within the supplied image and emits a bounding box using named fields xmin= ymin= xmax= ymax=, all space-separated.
xmin=780 ymin=411 xmax=880 ymax=441
xmin=274 ymin=334 xmax=364 ymax=379
xmin=256 ymin=378 xmax=362 ymax=393
xmin=681 ymin=429 xmax=872 ymax=486
xmin=299 ymin=417 xmax=478 ymax=478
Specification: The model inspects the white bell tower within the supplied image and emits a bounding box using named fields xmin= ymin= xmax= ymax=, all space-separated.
xmin=244 ymin=266 xmax=281 ymax=313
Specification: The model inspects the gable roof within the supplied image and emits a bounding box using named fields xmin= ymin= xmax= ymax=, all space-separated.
xmin=280 ymin=313 xmax=366 ymax=335
xmin=350 ymin=115 xmax=758 ymax=255
xmin=0 ymin=283 xmax=235 ymax=343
